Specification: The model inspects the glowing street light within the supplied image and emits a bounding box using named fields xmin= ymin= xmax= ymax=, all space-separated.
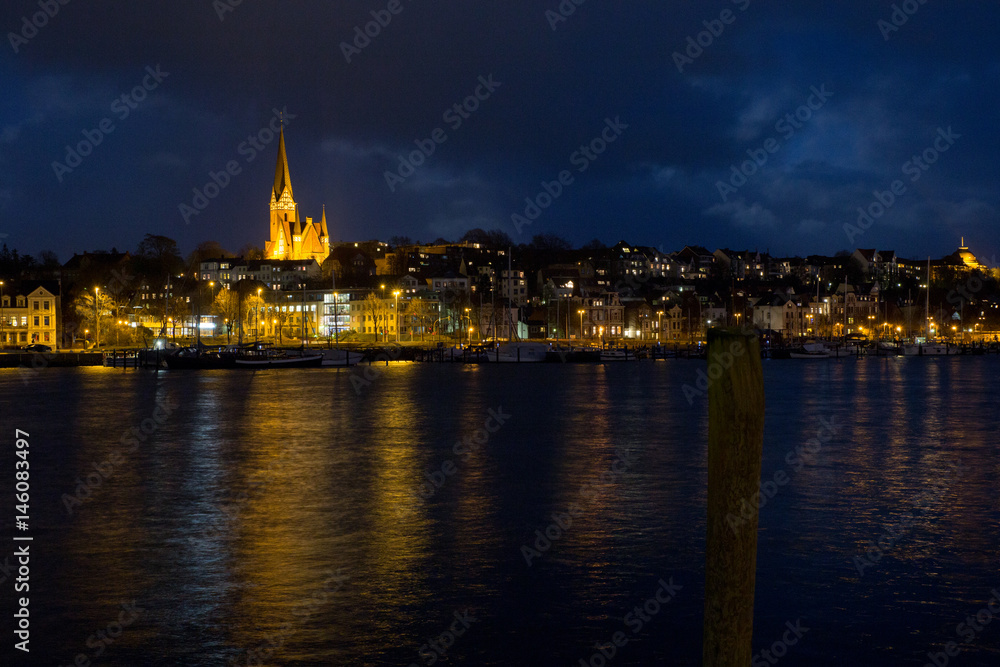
xmin=94 ymin=287 xmax=100 ymax=349
xmin=393 ymin=290 xmax=401 ymax=342
xmin=578 ymin=309 xmax=585 ymax=341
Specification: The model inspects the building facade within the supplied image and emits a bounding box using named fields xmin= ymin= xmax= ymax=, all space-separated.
xmin=0 ymin=283 xmax=60 ymax=347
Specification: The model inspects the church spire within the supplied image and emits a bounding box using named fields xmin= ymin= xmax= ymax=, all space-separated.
xmin=273 ymin=124 xmax=293 ymax=201
xmin=318 ymin=204 xmax=329 ymax=239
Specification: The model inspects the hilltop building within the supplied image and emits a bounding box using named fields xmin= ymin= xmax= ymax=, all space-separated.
xmin=263 ymin=127 xmax=330 ymax=263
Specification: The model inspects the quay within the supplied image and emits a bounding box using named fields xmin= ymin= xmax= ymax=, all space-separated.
xmin=4 ymin=339 xmax=999 ymax=370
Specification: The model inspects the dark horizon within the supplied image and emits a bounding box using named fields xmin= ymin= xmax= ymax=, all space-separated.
xmin=2 ymin=2 xmax=999 ymax=262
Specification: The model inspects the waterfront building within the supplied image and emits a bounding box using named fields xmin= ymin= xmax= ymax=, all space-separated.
xmin=0 ymin=281 xmax=60 ymax=347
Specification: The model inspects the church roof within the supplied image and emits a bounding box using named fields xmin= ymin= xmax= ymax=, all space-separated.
xmin=273 ymin=127 xmax=293 ymax=201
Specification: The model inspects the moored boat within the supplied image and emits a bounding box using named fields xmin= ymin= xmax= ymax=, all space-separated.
xmin=902 ymin=341 xmax=962 ymax=356
xmin=234 ymin=343 xmax=323 ymax=368
xmin=789 ymin=348 xmax=831 ymax=359
xmin=488 ymin=342 xmax=549 ymax=363
xmin=164 ymin=345 xmax=237 ymax=369
xmin=599 ymin=347 xmax=637 ymax=361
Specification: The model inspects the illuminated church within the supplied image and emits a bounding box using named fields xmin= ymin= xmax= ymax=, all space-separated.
xmin=264 ymin=127 xmax=330 ymax=262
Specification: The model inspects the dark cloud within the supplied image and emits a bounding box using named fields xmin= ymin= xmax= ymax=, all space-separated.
xmin=1 ymin=0 xmax=998 ymax=262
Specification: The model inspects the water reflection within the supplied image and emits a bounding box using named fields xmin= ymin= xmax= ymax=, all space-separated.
xmin=5 ymin=358 xmax=1000 ymax=665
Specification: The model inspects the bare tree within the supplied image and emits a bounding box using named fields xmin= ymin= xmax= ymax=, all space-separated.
xmin=361 ymin=292 xmax=389 ymax=341
xmin=212 ymin=288 xmax=240 ymax=343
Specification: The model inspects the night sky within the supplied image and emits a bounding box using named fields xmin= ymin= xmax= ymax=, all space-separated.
xmin=2 ymin=1 xmax=998 ymax=262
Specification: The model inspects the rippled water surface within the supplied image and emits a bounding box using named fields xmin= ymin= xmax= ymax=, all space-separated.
xmin=5 ymin=356 xmax=1000 ymax=665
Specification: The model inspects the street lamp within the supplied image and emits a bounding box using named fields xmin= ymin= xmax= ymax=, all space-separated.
xmin=578 ymin=309 xmax=585 ymax=342
xmin=393 ymin=290 xmax=401 ymax=342
xmin=0 ymin=280 xmax=5 ymax=348
xmin=257 ymin=287 xmax=263 ymax=341
xmin=657 ymin=310 xmax=663 ymax=343
xmin=94 ymin=287 xmax=100 ymax=349
xmin=380 ymin=285 xmax=386 ymax=341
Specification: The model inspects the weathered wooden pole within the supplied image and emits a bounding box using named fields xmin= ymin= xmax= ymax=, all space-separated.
xmin=703 ymin=327 xmax=765 ymax=666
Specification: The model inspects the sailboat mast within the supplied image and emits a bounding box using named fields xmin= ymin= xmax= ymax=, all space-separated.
xmin=926 ymin=256 xmax=931 ymax=338
xmin=843 ymin=273 xmax=847 ymax=341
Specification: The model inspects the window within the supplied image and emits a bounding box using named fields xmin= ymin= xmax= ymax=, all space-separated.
xmin=33 ymin=316 xmax=39 ymax=326
xmin=44 ymin=301 xmax=50 ymax=310
xmin=44 ymin=332 xmax=50 ymax=342
xmin=44 ymin=316 xmax=50 ymax=326
xmin=33 ymin=301 xmax=40 ymax=310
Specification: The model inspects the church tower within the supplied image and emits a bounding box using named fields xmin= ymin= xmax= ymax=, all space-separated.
xmin=264 ymin=126 xmax=330 ymax=263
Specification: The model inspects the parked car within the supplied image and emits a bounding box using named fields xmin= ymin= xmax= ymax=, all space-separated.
xmin=23 ymin=343 xmax=52 ymax=353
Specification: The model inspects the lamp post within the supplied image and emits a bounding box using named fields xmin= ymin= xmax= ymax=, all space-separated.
xmin=577 ymin=309 xmax=585 ymax=342
xmin=94 ymin=287 xmax=100 ymax=349
xmin=393 ymin=290 xmax=401 ymax=342
xmin=256 ymin=287 xmax=263 ymax=342
xmin=380 ymin=284 xmax=386 ymax=341
xmin=657 ymin=310 xmax=663 ymax=343
xmin=0 ymin=280 xmax=5 ymax=348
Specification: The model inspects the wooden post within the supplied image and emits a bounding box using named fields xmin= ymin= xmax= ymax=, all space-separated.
xmin=704 ymin=328 xmax=765 ymax=666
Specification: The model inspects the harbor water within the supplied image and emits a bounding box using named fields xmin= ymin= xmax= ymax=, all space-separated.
xmin=5 ymin=356 xmax=1000 ymax=665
